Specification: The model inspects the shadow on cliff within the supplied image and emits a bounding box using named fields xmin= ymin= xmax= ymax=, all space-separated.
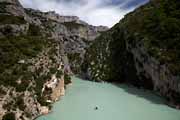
xmin=114 ymin=83 xmax=167 ymax=105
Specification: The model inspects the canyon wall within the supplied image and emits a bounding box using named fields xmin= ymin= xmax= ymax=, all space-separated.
xmin=84 ymin=0 xmax=180 ymax=108
xmin=0 ymin=0 xmax=107 ymax=119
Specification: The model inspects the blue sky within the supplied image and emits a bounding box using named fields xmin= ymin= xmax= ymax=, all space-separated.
xmin=19 ymin=0 xmax=149 ymax=27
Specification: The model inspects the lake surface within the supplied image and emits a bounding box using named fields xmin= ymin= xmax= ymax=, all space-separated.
xmin=37 ymin=77 xmax=180 ymax=120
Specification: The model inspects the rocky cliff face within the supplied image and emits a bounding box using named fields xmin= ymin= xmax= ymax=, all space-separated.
xmin=0 ymin=0 xmax=26 ymax=16
xmin=84 ymin=0 xmax=180 ymax=108
xmin=0 ymin=0 xmax=107 ymax=119
xmin=24 ymin=8 xmax=108 ymax=74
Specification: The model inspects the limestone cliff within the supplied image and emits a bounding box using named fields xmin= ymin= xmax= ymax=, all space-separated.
xmin=84 ymin=0 xmax=180 ymax=108
xmin=0 ymin=0 xmax=107 ymax=119
xmin=24 ymin=8 xmax=108 ymax=74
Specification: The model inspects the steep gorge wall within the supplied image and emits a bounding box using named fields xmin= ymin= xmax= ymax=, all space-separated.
xmin=84 ymin=0 xmax=180 ymax=108
xmin=0 ymin=0 xmax=108 ymax=119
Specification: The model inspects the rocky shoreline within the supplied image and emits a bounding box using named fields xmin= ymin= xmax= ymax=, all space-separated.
xmin=35 ymin=77 xmax=72 ymax=119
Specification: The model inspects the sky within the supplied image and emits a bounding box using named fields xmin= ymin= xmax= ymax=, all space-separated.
xmin=19 ymin=0 xmax=149 ymax=27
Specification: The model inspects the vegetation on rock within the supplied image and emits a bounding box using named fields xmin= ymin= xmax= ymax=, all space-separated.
xmin=123 ymin=0 xmax=180 ymax=75
xmin=2 ymin=112 xmax=15 ymax=120
xmin=0 ymin=14 xmax=26 ymax=25
xmin=84 ymin=0 xmax=180 ymax=106
xmin=0 ymin=0 xmax=106 ymax=119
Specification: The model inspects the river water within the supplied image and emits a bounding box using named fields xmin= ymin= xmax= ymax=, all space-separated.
xmin=37 ymin=77 xmax=180 ymax=120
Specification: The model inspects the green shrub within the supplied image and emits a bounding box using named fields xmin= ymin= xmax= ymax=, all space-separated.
xmin=2 ymin=112 xmax=15 ymax=120
xmin=56 ymin=70 xmax=63 ymax=78
xmin=28 ymin=24 xmax=42 ymax=36
xmin=64 ymin=73 xmax=71 ymax=85
xmin=15 ymin=97 xmax=26 ymax=111
xmin=2 ymin=102 xmax=13 ymax=111
xmin=0 ymin=88 xmax=6 ymax=95
xmin=37 ymin=96 xmax=49 ymax=106
xmin=0 ymin=15 xmax=26 ymax=25
xmin=49 ymin=67 xmax=57 ymax=74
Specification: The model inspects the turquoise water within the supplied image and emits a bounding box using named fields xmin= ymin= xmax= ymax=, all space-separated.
xmin=37 ymin=77 xmax=180 ymax=120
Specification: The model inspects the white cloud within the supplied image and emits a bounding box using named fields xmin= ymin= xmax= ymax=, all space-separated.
xmin=19 ymin=0 xmax=140 ymax=27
